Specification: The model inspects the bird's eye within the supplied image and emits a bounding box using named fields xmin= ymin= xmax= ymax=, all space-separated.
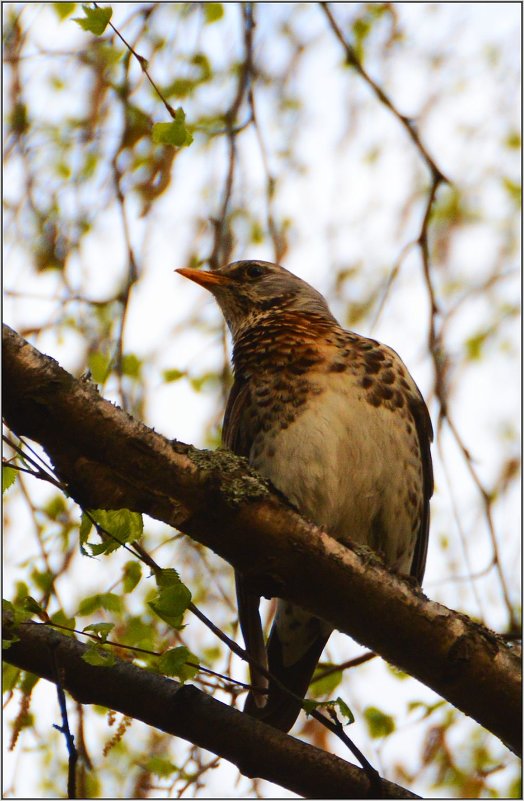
xmin=245 ymin=263 xmax=265 ymax=279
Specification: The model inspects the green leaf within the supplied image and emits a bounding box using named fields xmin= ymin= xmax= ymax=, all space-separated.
xmin=50 ymin=609 xmax=76 ymax=635
xmin=203 ymin=3 xmax=224 ymax=23
xmin=3 ymin=597 xmax=31 ymax=626
xmin=3 ymin=635 xmax=20 ymax=649
xmin=20 ymin=671 xmax=40 ymax=693
xmin=87 ymin=540 xmax=117 ymax=557
xmin=87 ymin=349 xmax=111 ymax=383
xmin=504 ymin=130 xmax=521 ymax=150
xmin=301 ymin=698 xmax=319 ymax=715
xmin=13 ymin=582 xmax=30 ymax=607
xmin=53 ymin=2 xmax=76 ymax=20
xmin=82 ymin=644 xmax=117 ymax=667
xmin=191 ymin=53 xmax=212 ymax=81
xmin=155 ymin=568 xmax=182 ymax=587
xmin=202 ymin=646 xmax=221 ymax=664
xmin=2 ymin=465 xmax=17 ymax=494
xmin=124 ymin=615 xmax=155 ymax=649
xmin=73 ymin=4 xmax=112 ymax=36
xmin=43 ymin=494 xmax=67 ymax=520
xmin=309 ymin=663 xmax=343 ymax=698
xmin=3 ymin=662 xmax=21 ymax=692
xmin=152 ymin=108 xmax=193 ymax=148
xmin=335 ymin=696 xmax=354 ymax=725
xmin=77 ymin=592 xmax=122 ymax=616
xmin=143 ymin=756 xmax=178 ymax=777
xmin=465 ymin=330 xmax=489 ymax=361
xmin=121 ymin=353 xmax=142 ymax=378
xmin=158 ymin=646 xmax=198 ymax=681
xmin=23 ymin=596 xmax=47 ymax=619
xmin=364 ymin=706 xmax=395 ymax=738
xmin=83 ymin=622 xmax=114 ymax=642
xmin=502 ymin=176 xmax=521 ymax=208
xmin=302 ymin=695 xmax=354 ymax=725
xmin=387 ymin=664 xmax=409 ymax=680
xmin=122 ymin=561 xmax=142 ymax=593
xmin=2 ymin=599 xmax=15 ymax=616
xmin=162 ymin=368 xmax=186 ymax=383
xmin=149 ymin=579 xmax=191 ymax=629
xmin=79 ymin=511 xmax=93 ymax=545
xmin=189 ymin=372 xmax=218 ymax=392
xmin=83 ymin=509 xmax=143 ymax=555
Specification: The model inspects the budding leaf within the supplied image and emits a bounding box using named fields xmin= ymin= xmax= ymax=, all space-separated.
xmin=73 ymin=4 xmax=112 ymax=36
xmin=158 ymin=646 xmax=198 ymax=681
xmin=152 ymin=108 xmax=193 ymax=148
xmin=2 ymin=465 xmax=17 ymax=494
xmin=82 ymin=645 xmax=117 ymax=667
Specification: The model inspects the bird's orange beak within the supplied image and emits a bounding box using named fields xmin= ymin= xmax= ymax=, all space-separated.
xmin=176 ymin=267 xmax=229 ymax=289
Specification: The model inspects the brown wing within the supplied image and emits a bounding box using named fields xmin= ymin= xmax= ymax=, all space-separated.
xmin=222 ymin=376 xmax=251 ymax=456
xmin=408 ymin=391 xmax=434 ymax=584
xmin=223 ymin=377 xmax=269 ymax=704
xmin=376 ymin=340 xmax=433 ymax=585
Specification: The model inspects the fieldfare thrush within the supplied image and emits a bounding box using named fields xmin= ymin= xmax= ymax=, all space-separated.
xmin=177 ymin=260 xmax=433 ymax=733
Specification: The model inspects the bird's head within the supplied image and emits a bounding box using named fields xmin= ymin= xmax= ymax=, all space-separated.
xmin=176 ymin=260 xmax=336 ymax=338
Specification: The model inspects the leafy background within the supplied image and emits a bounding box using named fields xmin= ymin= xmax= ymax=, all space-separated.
xmin=3 ymin=2 xmax=520 ymax=798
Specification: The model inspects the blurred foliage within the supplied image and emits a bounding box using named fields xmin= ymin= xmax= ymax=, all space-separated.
xmin=2 ymin=2 xmax=520 ymax=798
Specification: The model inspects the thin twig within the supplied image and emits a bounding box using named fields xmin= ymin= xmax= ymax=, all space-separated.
xmin=51 ymin=646 xmax=78 ymax=799
xmin=94 ymin=2 xmax=178 ymax=121
xmin=321 ymin=3 xmax=447 ymax=184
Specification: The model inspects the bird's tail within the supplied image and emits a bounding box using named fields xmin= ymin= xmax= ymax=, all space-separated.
xmin=244 ymin=619 xmax=331 ymax=733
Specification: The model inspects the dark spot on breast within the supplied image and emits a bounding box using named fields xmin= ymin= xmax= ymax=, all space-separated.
xmin=377 ymin=384 xmax=394 ymax=400
xmin=393 ymin=391 xmax=405 ymax=408
xmin=382 ymin=369 xmax=395 ymax=384
xmin=365 ymin=361 xmax=382 ymax=375
xmin=329 ymin=361 xmax=347 ymax=373
xmin=361 ymin=376 xmax=374 ymax=389
xmin=288 ymin=363 xmax=308 ymax=375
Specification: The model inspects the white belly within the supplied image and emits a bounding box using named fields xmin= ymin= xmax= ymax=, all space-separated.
xmin=251 ymin=380 xmax=422 ymax=573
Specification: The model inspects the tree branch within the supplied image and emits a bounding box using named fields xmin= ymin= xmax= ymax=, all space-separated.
xmin=2 ymin=324 xmax=521 ymax=756
xmin=2 ymin=612 xmax=417 ymax=799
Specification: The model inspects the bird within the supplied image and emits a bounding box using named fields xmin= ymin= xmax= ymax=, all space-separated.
xmin=176 ymin=259 xmax=433 ymax=733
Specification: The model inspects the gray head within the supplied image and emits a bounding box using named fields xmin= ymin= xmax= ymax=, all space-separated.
xmin=176 ymin=260 xmax=337 ymax=339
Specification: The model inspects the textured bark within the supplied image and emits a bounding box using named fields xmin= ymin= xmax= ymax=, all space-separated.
xmin=3 ymin=324 xmax=521 ymax=757
xmin=2 ymin=611 xmax=417 ymax=799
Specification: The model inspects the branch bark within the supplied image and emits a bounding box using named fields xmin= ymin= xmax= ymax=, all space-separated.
xmin=3 ymin=611 xmax=416 ymax=799
xmin=2 ymin=324 xmax=521 ymax=758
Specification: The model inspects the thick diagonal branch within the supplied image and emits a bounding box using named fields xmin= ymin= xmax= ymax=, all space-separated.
xmin=3 ymin=612 xmax=416 ymax=799
xmin=2 ymin=324 xmax=521 ymax=756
